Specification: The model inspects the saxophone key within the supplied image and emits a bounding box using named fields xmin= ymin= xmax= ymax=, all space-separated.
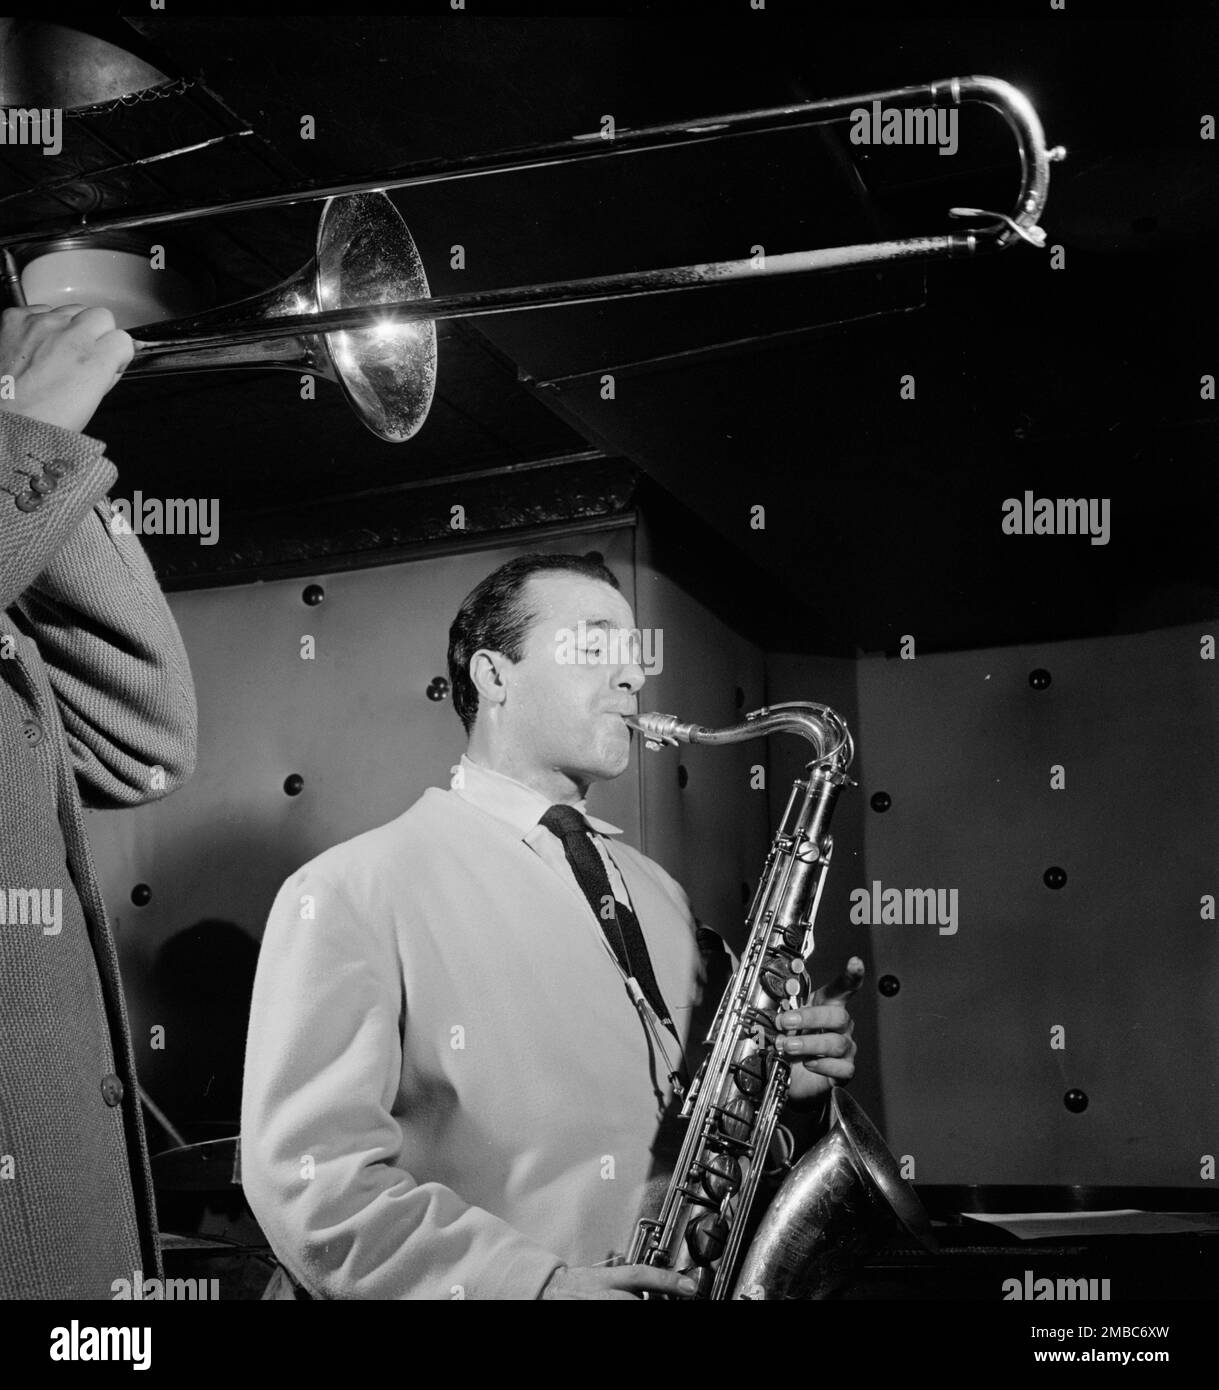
xmin=759 ymin=953 xmax=795 ymax=1001
xmin=713 ymin=1094 xmax=755 ymax=1143
xmin=730 ymin=1049 xmax=770 ymax=1099
xmin=698 ymin=1150 xmax=742 ymax=1201
xmin=685 ymin=1210 xmax=729 ymax=1265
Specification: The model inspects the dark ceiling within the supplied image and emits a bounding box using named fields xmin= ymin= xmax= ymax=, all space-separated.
xmin=2 ymin=12 xmax=1216 ymax=655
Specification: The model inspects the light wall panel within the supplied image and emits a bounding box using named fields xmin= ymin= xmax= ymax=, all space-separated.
xmin=87 ymin=524 xmax=638 ymax=1132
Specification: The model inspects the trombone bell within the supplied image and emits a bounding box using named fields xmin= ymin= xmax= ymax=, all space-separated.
xmin=125 ymin=192 xmax=437 ymax=444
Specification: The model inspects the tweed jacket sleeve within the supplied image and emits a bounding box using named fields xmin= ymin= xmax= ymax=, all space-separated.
xmin=0 ymin=410 xmax=197 ymax=806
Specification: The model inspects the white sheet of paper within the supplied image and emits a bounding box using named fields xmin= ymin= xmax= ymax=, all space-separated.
xmin=960 ymin=1209 xmax=1218 ymax=1240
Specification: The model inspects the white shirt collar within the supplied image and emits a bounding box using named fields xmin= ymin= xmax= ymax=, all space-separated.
xmin=452 ymin=753 xmax=623 ymax=839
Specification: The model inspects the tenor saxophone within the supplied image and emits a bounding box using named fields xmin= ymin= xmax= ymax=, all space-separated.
xmin=624 ymin=702 xmax=935 ymax=1299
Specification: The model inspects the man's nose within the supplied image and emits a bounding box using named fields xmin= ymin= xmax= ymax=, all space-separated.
xmin=618 ymin=660 xmax=645 ymax=694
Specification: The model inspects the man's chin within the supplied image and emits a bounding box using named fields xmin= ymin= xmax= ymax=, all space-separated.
xmin=603 ymin=748 xmax=632 ymax=779
xmin=574 ymin=742 xmax=631 ymax=784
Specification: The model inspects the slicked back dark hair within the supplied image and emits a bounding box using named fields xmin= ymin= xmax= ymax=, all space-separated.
xmin=447 ymin=552 xmax=622 ymax=734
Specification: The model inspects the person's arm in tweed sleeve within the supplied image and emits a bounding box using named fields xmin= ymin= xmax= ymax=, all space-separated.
xmin=0 ymin=410 xmax=197 ymax=808
xmin=1 ymin=303 xmax=196 ymax=807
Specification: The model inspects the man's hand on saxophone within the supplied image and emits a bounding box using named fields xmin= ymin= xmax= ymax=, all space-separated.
xmin=777 ymin=955 xmax=865 ymax=1106
xmin=540 ymin=1264 xmax=700 ymax=1300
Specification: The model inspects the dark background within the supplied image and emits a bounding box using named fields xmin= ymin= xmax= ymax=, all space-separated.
xmin=2 ymin=8 xmax=1215 ymax=653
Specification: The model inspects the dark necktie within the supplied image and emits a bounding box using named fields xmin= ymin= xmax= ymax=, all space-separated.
xmin=539 ymin=803 xmax=674 ymax=1028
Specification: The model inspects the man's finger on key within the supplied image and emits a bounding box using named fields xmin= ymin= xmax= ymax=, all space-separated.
xmin=617 ymin=1265 xmax=699 ymax=1298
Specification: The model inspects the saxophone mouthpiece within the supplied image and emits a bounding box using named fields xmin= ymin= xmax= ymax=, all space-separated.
xmin=624 ymin=712 xmax=691 ymax=748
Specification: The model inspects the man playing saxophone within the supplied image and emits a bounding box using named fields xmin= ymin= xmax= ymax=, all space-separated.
xmin=241 ymin=552 xmax=861 ymax=1300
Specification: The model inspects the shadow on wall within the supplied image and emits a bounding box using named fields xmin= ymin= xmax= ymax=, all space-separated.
xmin=141 ymin=919 xmax=259 ymax=1149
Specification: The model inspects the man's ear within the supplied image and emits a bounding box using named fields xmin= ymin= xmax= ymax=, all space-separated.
xmin=470 ymin=648 xmax=509 ymax=711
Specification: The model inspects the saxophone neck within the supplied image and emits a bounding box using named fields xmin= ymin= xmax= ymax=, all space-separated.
xmin=627 ymin=701 xmax=854 ymax=771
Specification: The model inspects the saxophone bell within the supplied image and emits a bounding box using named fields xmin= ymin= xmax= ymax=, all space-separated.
xmin=733 ymin=1087 xmax=937 ymax=1300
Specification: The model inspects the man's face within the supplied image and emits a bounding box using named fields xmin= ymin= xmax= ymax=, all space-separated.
xmin=498 ymin=572 xmax=645 ymax=787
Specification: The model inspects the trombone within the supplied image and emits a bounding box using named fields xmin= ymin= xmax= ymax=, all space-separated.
xmin=3 ymin=76 xmax=1062 ymax=441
